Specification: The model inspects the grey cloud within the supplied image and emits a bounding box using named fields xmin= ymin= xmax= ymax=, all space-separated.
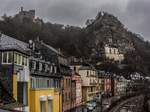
xmin=124 ymin=0 xmax=150 ymax=40
xmin=0 ymin=0 xmax=150 ymax=40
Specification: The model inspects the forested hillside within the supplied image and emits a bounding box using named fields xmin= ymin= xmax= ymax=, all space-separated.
xmin=0 ymin=11 xmax=150 ymax=76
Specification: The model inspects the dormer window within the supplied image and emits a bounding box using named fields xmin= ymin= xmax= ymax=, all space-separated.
xmin=54 ymin=66 xmax=57 ymax=73
xmin=42 ymin=64 xmax=45 ymax=72
xmin=45 ymin=64 xmax=48 ymax=72
xmin=50 ymin=65 xmax=53 ymax=73
xmin=32 ymin=61 xmax=36 ymax=70
xmin=39 ymin=62 xmax=42 ymax=71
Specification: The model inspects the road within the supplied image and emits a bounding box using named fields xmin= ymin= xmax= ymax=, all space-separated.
xmin=93 ymin=96 xmax=120 ymax=112
xmin=93 ymin=95 xmax=144 ymax=112
xmin=106 ymin=95 xmax=144 ymax=112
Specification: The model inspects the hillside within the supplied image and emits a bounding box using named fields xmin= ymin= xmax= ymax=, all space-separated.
xmin=0 ymin=11 xmax=150 ymax=76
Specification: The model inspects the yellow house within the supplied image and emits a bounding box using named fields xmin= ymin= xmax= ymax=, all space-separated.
xmin=0 ymin=34 xmax=30 ymax=111
xmin=29 ymin=39 xmax=63 ymax=112
xmin=30 ymin=88 xmax=62 ymax=112
xmin=0 ymin=34 xmax=63 ymax=112
xmin=29 ymin=58 xmax=62 ymax=112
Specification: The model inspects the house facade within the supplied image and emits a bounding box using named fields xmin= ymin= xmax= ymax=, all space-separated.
xmin=0 ymin=34 xmax=30 ymax=111
xmin=29 ymin=40 xmax=62 ymax=112
xmin=78 ymin=64 xmax=99 ymax=103
xmin=59 ymin=56 xmax=72 ymax=112
xmin=71 ymin=72 xmax=82 ymax=110
xmin=104 ymin=44 xmax=124 ymax=62
xmin=115 ymin=76 xmax=129 ymax=96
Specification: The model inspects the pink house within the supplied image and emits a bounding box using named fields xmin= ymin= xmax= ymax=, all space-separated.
xmin=72 ymin=72 xmax=82 ymax=107
xmin=104 ymin=78 xmax=112 ymax=95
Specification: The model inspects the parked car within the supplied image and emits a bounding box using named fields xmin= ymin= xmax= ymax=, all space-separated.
xmin=86 ymin=100 xmax=97 ymax=111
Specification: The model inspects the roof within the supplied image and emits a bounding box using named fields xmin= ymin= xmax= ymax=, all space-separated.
xmin=79 ymin=63 xmax=96 ymax=70
xmin=0 ymin=34 xmax=30 ymax=53
xmin=40 ymin=41 xmax=60 ymax=55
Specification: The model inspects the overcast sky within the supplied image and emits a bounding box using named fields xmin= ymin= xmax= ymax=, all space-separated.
xmin=0 ymin=0 xmax=150 ymax=40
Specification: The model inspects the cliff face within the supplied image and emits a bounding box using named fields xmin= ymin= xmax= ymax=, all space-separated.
xmin=85 ymin=12 xmax=135 ymax=53
xmin=0 ymin=11 xmax=150 ymax=75
xmin=84 ymin=12 xmax=150 ymax=75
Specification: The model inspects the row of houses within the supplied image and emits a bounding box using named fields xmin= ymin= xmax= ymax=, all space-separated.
xmin=0 ymin=33 xmax=132 ymax=112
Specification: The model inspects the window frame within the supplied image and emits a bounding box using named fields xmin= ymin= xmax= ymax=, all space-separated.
xmin=2 ymin=51 xmax=13 ymax=64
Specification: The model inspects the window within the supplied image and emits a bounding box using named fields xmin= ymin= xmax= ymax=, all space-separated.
xmin=32 ymin=61 xmax=36 ymax=70
xmin=74 ymin=67 xmax=76 ymax=71
xmin=16 ymin=53 xmax=19 ymax=64
xmin=36 ymin=78 xmax=39 ymax=88
xmin=18 ymin=54 xmax=21 ymax=65
xmin=39 ymin=62 xmax=42 ymax=71
xmin=31 ymin=78 xmax=34 ymax=88
xmin=14 ymin=52 xmax=28 ymax=66
xmin=87 ymin=71 xmax=89 ymax=77
xmin=42 ymin=64 xmax=45 ymax=72
xmin=109 ymin=49 xmax=111 ymax=54
xmin=54 ymin=66 xmax=57 ymax=73
xmin=22 ymin=56 xmax=25 ymax=65
xmin=2 ymin=52 xmax=13 ymax=64
xmin=52 ymin=66 xmax=55 ymax=73
xmin=50 ymin=65 xmax=53 ymax=73
xmin=114 ymin=49 xmax=116 ymax=54
xmin=2 ymin=52 xmax=7 ymax=63
xmin=24 ymin=57 xmax=27 ymax=66
xmin=36 ymin=62 xmax=39 ymax=71
xmin=47 ymin=80 xmax=50 ymax=87
xmin=45 ymin=64 xmax=48 ymax=72
xmin=8 ymin=52 xmax=13 ymax=63
xmin=31 ymin=77 xmax=56 ymax=89
xmin=48 ymin=100 xmax=53 ymax=112
xmin=14 ymin=53 xmax=17 ymax=64
xmin=40 ymin=101 xmax=46 ymax=112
